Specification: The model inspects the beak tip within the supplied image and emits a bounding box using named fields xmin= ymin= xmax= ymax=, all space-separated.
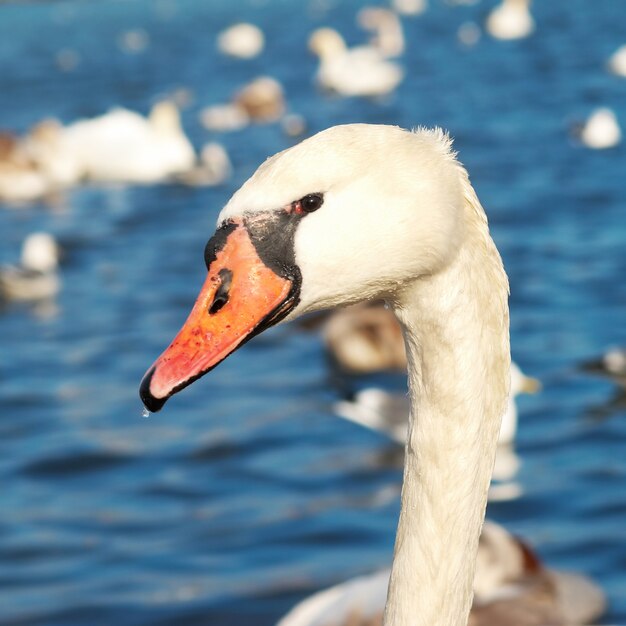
xmin=139 ymin=365 xmax=168 ymax=413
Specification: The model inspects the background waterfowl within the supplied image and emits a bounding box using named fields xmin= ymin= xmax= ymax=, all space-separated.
xmin=200 ymin=76 xmax=286 ymax=131
xmin=0 ymin=232 xmax=60 ymax=302
xmin=308 ymin=28 xmax=403 ymax=97
xmin=334 ymin=361 xmax=540 ymax=447
xmin=276 ymin=521 xmax=605 ymax=626
xmin=323 ymin=302 xmax=406 ymax=374
xmin=62 ymin=101 xmax=196 ymax=183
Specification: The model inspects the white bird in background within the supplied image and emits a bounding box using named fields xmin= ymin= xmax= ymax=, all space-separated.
xmin=579 ymin=107 xmax=622 ymax=149
xmin=139 ymin=124 xmax=605 ymax=626
xmin=0 ymin=103 xmax=200 ymax=201
xmin=486 ymin=0 xmax=534 ymax=40
xmin=62 ymin=101 xmax=196 ymax=183
xmin=308 ymin=28 xmax=403 ymax=97
xmin=217 ymin=22 xmax=264 ymax=59
xmin=276 ymin=521 xmax=605 ymax=626
xmin=334 ymin=361 xmax=540 ymax=447
xmin=0 ymin=232 xmax=61 ymax=302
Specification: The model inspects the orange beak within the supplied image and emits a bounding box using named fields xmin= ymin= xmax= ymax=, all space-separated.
xmin=140 ymin=219 xmax=300 ymax=412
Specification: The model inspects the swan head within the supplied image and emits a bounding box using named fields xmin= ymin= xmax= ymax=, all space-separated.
xmin=140 ymin=124 xmax=468 ymax=411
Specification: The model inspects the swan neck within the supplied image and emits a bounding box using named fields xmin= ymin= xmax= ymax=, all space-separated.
xmin=384 ymin=209 xmax=510 ymax=626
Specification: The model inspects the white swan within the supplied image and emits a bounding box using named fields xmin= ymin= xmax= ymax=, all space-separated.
xmin=62 ymin=101 xmax=196 ymax=183
xmin=308 ymin=29 xmax=403 ymax=97
xmin=138 ymin=124 xmax=597 ymax=625
xmin=276 ymin=521 xmax=605 ymax=626
xmin=486 ymin=0 xmax=534 ymax=41
xmin=0 ymin=232 xmax=60 ymax=301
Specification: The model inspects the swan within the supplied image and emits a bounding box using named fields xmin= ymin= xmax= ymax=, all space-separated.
xmin=0 ymin=232 xmax=60 ymax=301
xmin=308 ymin=29 xmax=403 ymax=97
xmin=138 ymin=123 xmax=589 ymax=625
xmin=334 ymin=360 xmax=540 ymax=447
xmin=62 ymin=101 xmax=196 ymax=183
xmin=486 ymin=0 xmax=534 ymax=41
xmin=276 ymin=520 xmax=605 ymax=626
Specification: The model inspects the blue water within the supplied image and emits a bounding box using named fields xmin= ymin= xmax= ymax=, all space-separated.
xmin=1 ymin=1 xmax=625 ymax=624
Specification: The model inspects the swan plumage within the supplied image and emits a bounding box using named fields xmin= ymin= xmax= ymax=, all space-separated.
xmin=139 ymin=124 xmax=600 ymax=625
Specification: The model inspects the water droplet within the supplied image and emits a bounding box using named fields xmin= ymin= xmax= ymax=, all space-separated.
xmin=141 ymin=407 xmax=151 ymax=418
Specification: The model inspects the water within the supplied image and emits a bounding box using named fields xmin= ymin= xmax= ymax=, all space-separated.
xmin=1 ymin=1 xmax=625 ymax=624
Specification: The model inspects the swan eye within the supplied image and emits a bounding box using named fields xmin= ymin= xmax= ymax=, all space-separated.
xmin=293 ymin=193 xmax=324 ymax=214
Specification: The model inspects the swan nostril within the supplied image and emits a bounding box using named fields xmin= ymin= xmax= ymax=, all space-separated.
xmin=209 ymin=268 xmax=233 ymax=315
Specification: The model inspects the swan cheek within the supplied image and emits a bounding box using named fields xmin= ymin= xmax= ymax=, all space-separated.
xmin=140 ymin=222 xmax=298 ymax=412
